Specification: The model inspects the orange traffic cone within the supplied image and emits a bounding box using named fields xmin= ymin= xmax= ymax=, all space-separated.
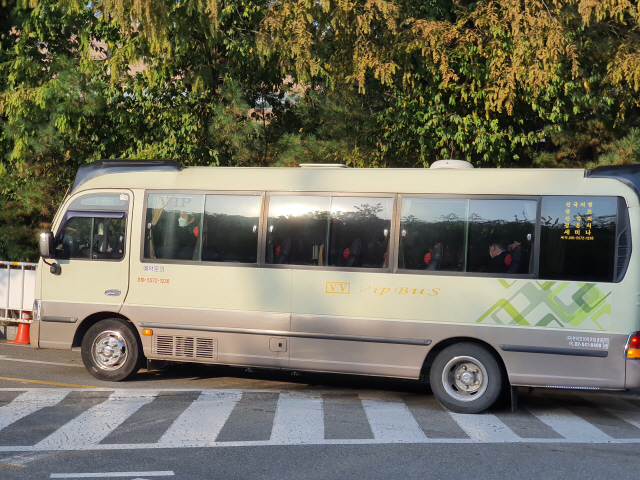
xmin=8 ymin=312 xmax=31 ymax=345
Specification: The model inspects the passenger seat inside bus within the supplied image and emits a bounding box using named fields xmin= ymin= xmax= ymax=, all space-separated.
xmin=344 ymin=238 xmax=361 ymax=267
xmin=275 ymin=238 xmax=291 ymax=264
xmin=506 ymin=244 xmax=523 ymax=274
xmin=424 ymin=243 xmax=444 ymax=270
xmin=429 ymin=243 xmax=444 ymax=270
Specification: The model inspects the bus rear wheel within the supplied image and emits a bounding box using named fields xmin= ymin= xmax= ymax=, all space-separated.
xmin=81 ymin=319 xmax=141 ymax=381
xmin=429 ymin=343 xmax=503 ymax=414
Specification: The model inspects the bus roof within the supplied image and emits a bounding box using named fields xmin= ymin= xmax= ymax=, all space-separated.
xmin=71 ymin=161 xmax=640 ymax=205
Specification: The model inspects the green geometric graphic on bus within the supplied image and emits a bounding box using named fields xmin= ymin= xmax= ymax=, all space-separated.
xmin=476 ymin=281 xmax=612 ymax=331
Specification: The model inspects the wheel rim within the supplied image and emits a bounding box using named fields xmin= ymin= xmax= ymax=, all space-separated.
xmin=441 ymin=355 xmax=489 ymax=402
xmin=91 ymin=330 xmax=128 ymax=371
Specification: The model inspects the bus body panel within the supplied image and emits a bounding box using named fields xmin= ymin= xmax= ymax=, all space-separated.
xmin=120 ymin=304 xmax=291 ymax=368
xmin=39 ymin=301 xmax=121 ymax=349
xmin=291 ymin=271 xmax=616 ymax=331
xmin=75 ymin=168 xmax=598 ymax=199
xmin=288 ymin=313 xmax=627 ymax=386
xmin=626 ymin=359 xmax=640 ymax=388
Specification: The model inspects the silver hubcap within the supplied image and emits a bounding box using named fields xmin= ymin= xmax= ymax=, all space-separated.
xmin=92 ymin=330 xmax=128 ymax=371
xmin=442 ymin=355 xmax=489 ymax=402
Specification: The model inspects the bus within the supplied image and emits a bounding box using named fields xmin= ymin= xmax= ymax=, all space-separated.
xmin=32 ymin=159 xmax=640 ymax=414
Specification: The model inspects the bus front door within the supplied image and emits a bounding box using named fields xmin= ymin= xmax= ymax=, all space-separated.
xmin=39 ymin=189 xmax=133 ymax=349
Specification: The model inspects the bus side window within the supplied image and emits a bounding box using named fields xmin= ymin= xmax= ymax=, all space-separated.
xmin=467 ymin=199 xmax=536 ymax=274
xmin=92 ymin=218 xmax=126 ymax=260
xmin=55 ymin=216 xmax=126 ymax=260
xmin=266 ymin=195 xmax=393 ymax=268
xmin=328 ymin=197 xmax=393 ymax=268
xmin=399 ymin=198 xmax=468 ymax=271
xmin=266 ymin=196 xmax=330 ymax=266
xmin=202 ymin=195 xmax=261 ymax=263
xmin=55 ymin=217 xmax=93 ymax=260
xmin=539 ymin=196 xmax=617 ymax=282
xmin=145 ymin=194 xmax=205 ymax=261
xmin=398 ymin=197 xmax=536 ymax=275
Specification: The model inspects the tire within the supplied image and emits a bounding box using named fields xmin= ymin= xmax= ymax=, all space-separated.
xmin=81 ymin=319 xmax=142 ymax=381
xmin=429 ymin=342 xmax=504 ymax=414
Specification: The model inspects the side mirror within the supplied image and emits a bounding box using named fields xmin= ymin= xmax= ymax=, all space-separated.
xmin=39 ymin=232 xmax=54 ymax=259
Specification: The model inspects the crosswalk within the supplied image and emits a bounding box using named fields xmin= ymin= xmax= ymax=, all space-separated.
xmin=0 ymin=388 xmax=640 ymax=450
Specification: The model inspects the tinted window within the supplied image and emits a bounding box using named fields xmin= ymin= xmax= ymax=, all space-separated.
xmin=328 ymin=197 xmax=393 ymax=268
xmin=69 ymin=193 xmax=129 ymax=211
xmin=399 ymin=198 xmax=467 ymax=271
xmin=55 ymin=216 xmax=125 ymax=260
xmin=266 ymin=196 xmax=330 ymax=265
xmin=266 ymin=195 xmax=393 ymax=268
xmin=145 ymin=194 xmax=205 ymax=261
xmin=202 ymin=195 xmax=261 ymax=263
xmin=467 ymin=200 xmax=536 ymax=274
xmin=399 ymin=198 xmax=536 ymax=274
xmin=540 ymin=196 xmax=617 ymax=282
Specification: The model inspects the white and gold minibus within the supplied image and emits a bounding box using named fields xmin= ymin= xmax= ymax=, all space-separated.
xmin=32 ymin=160 xmax=640 ymax=413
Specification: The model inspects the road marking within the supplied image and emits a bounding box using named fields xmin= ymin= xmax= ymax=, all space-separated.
xmin=100 ymin=392 xmax=200 ymax=445
xmin=50 ymin=471 xmax=174 ymax=478
xmin=524 ymin=402 xmax=612 ymax=442
xmin=449 ymin=412 xmax=521 ymax=442
xmin=361 ymin=393 xmax=427 ymax=443
xmin=36 ymin=391 xmax=157 ymax=450
xmin=0 ymin=377 xmax=97 ymax=388
xmin=158 ymin=391 xmax=241 ymax=447
xmin=322 ymin=393 xmax=373 ymax=440
xmin=0 ymin=355 xmax=84 ymax=368
xmin=214 ymin=392 xmax=279 ymax=442
xmin=0 ymin=388 xmax=639 ymax=449
xmin=586 ymin=395 xmax=640 ymax=430
xmin=0 ymin=451 xmax=59 ymax=469
xmin=271 ymin=392 xmax=324 ymax=444
xmin=0 ymin=390 xmax=68 ymax=432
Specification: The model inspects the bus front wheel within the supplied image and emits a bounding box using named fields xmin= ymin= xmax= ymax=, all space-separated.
xmin=430 ymin=343 xmax=503 ymax=414
xmin=81 ymin=319 xmax=142 ymax=381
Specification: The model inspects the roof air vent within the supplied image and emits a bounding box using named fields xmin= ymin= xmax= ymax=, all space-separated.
xmin=429 ymin=159 xmax=474 ymax=169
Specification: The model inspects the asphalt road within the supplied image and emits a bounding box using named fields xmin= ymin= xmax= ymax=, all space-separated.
xmin=1 ymin=340 xmax=640 ymax=480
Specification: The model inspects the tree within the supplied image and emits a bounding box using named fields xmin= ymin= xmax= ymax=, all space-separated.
xmin=0 ymin=0 xmax=102 ymax=260
xmin=2 ymin=0 xmax=640 ymax=259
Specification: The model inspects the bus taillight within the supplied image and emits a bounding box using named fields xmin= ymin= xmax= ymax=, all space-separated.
xmin=625 ymin=333 xmax=640 ymax=358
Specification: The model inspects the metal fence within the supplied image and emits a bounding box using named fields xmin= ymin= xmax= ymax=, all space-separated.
xmin=0 ymin=261 xmax=37 ymax=322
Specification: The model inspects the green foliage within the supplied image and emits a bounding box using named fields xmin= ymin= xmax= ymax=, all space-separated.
xmin=596 ymin=129 xmax=640 ymax=167
xmin=1 ymin=0 xmax=640 ymax=259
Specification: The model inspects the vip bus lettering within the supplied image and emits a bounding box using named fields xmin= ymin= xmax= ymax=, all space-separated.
xmin=359 ymin=286 xmax=440 ymax=296
xmin=326 ymin=282 xmax=350 ymax=294
xmin=158 ymin=196 xmax=192 ymax=209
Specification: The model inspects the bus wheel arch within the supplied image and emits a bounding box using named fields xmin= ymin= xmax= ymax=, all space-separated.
xmin=72 ymin=312 xmax=135 ymax=349
xmin=421 ymin=337 xmax=508 ymax=414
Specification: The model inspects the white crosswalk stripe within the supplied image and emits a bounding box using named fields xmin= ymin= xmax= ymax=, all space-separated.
xmin=270 ymin=393 xmax=324 ymax=445
xmin=360 ymin=393 xmax=427 ymax=443
xmin=523 ymin=403 xmax=612 ymax=442
xmin=0 ymin=388 xmax=638 ymax=450
xmin=36 ymin=391 xmax=157 ymax=450
xmin=585 ymin=395 xmax=640 ymax=429
xmin=449 ymin=413 xmax=520 ymax=442
xmin=158 ymin=390 xmax=241 ymax=447
xmin=0 ymin=390 xmax=68 ymax=432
